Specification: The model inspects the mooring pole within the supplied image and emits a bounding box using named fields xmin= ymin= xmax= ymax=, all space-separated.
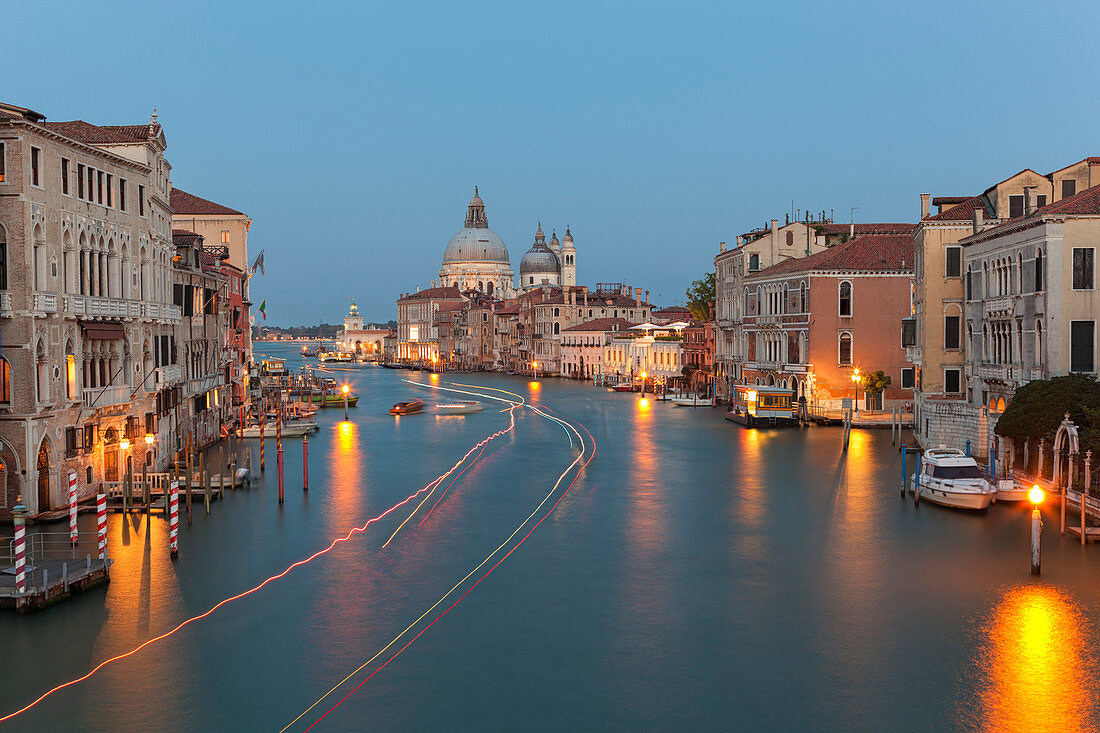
xmin=169 ymin=480 xmax=179 ymax=558
xmin=13 ymin=498 xmax=26 ymax=595
xmin=277 ymin=408 xmax=284 ymax=504
xmin=303 ymin=434 xmax=309 ymax=492
xmin=901 ymin=443 xmax=907 ymax=496
xmin=97 ymin=492 xmax=107 ymax=559
xmin=1031 ymin=505 xmax=1042 ymax=576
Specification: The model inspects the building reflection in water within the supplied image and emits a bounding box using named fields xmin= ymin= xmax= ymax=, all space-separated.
xmin=971 ymin=585 xmax=1098 ymax=732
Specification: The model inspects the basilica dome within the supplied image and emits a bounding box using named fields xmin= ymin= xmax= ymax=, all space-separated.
xmin=441 ymin=188 xmax=511 ymax=264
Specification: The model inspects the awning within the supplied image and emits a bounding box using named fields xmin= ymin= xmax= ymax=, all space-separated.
xmin=81 ymin=321 xmax=125 ymax=340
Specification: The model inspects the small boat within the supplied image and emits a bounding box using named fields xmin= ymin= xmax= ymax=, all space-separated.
xmin=308 ymin=393 xmax=360 ymax=407
xmin=994 ymin=478 xmax=1031 ymax=502
xmin=909 ymin=448 xmax=996 ymax=510
xmin=435 ymin=401 xmax=483 ymax=415
xmin=390 ymin=399 xmax=424 ymax=415
xmin=671 ymin=395 xmax=707 ymax=407
xmin=610 ymin=382 xmax=635 ymax=392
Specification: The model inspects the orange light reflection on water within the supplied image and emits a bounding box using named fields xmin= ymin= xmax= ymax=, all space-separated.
xmin=972 ymin=585 xmax=1098 ymax=732
xmin=329 ymin=421 xmax=362 ymax=525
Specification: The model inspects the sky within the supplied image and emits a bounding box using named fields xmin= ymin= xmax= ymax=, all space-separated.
xmin=7 ymin=0 xmax=1100 ymax=325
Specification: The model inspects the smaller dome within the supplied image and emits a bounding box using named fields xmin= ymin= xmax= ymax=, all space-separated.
xmin=563 ymin=227 xmax=574 ymax=245
xmin=520 ymin=248 xmax=560 ymax=275
xmin=550 ymin=231 xmax=559 ymax=246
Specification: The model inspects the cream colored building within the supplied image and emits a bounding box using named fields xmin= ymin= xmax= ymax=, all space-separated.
xmin=906 ymin=157 xmax=1100 ymax=455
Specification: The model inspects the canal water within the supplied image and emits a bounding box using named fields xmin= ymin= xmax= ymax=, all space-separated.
xmin=3 ymin=343 xmax=1099 ymax=731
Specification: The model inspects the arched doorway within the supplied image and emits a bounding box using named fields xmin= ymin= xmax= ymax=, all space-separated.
xmin=103 ymin=426 xmax=120 ymax=482
xmin=0 ymin=439 xmax=18 ymax=511
xmin=36 ymin=437 xmax=52 ymax=511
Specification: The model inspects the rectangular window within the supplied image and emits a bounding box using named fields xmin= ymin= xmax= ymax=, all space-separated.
xmin=119 ymin=178 xmax=127 ymax=211
xmin=1072 ymin=248 xmax=1094 ymax=290
xmin=901 ymin=318 xmax=917 ymax=347
xmin=77 ymin=163 xmax=85 ymax=198
xmin=221 ymin=230 xmax=230 ymax=244
xmin=0 ymin=242 xmax=6 ymax=289
xmin=61 ymin=158 xmax=70 ymax=195
xmin=82 ymin=423 xmax=97 ymax=451
xmin=30 ymin=147 xmax=41 ymax=186
xmin=945 ymin=246 xmax=962 ymax=277
xmin=944 ymin=315 xmax=960 ymax=350
xmin=1071 ymin=321 xmax=1095 ymax=373
xmin=0 ymin=142 xmax=5 ymax=182
xmin=944 ymin=368 xmax=961 ymax=394
xmin=65 ymin=427 xmax=78 ymax=456
xmin=1009 ymin=195 xmax=1024 ymax=218
xmin=1036 ymin=194 xmax=1047 ymax=209
xmin=1063 ymin=179 xmax=1076 ymax=199
xmin=87 ymin=167 xmax=94 ymax=201
xmin=138 ymin=184 xmax=146 ymax=216
xmin=96 ymin=170 xmax=104 ymax=204
xmin=901 ymin=368 xmax=915 ymax=389
xmin=106 ymin=173 xmax=113 ymax=207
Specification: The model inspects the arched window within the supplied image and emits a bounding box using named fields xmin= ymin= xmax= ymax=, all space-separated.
xmin=35 ymin=339 xmax=49 ymax=403
xmin=1035 ymin=320 xmax=1043 ymax=364
xmin=799 ymin=282 xmax=806 ymax=313
xmin=1035 ymin=250 xmax=1044 ymax=292
xmin=839 ymin=332 xmax=853 ymax=365
xmin=965 ymin=265 xmax=973 ymax=301
xmin=487 ymin=282 xmax=494 ymax=296
xmin=553 ymin=322 xmax=560 ymax=335
xmin=554 ymin=307 xmax=560 ymax=317
xmin=838 ymin=281 xmax=852 ymax=317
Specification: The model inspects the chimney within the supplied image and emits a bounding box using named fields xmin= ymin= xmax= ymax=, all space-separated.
xmin=634 ymin=288 xmax=641 ymax=307
xmin=849 ymin=222 xmax=855 ymax=240
xmin=770 ymin=218 xmax=778 ymax=240
xmin=735 ymin=235 xmax=743 ymax=247
xmin=645 ymin=289 xmax=650 ymax=305
xmin=1024 ymin=186 xmax=1037 ymax=217
xmin=582 ymin=286 xmax=588 ymax=306
xmin=920 ymin=193 xmax=931 ymax=220
xmin=972 ymin=208 xmax=984 ymax=235
xmin=719 ymin=241 xmax=727 ymax=253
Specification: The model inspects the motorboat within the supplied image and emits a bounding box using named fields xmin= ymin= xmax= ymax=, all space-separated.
xmin=435 ymin=400 xmax=483 ymax=415
xmin=390 ymin=399 xmax=424 ymax=415
xmin=610 ymin=382 xmax=636 ymax=392
xmin=909 ymin=447 xmax=996 ymax=510
xmin=994 ymin=477 xmax=1031 ymax=502
xmin=671 ymin=395 xmax=707 ymax=407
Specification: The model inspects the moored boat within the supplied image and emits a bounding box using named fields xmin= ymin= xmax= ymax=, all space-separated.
xmin=241 ymin=421 xmax=317 ymax=439
xmin=435 ymin=400 xmax=483 ymax=415
xmin=909 ymin=448 xmax=996 ymax=510
xmin=610 ymin=382 xmax=635 ymax=392
xmin=994 ymin=478 xmax=1031 ymax=502
xmin=391 ymin=399 xmax=424 ymax=415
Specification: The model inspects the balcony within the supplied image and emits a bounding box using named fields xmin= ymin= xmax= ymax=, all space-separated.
xmin=755 ymin=360 xmax=781 ymax=371
xmin=83 ymin=384 xmax=132 ymax=410
xmin=62 ymin=296 xmax=183 ymax=323
xmin=983 ymin=296 xmax=1013 ymax=317
xmin=0 ymin=292 xmax=10 ymax=317
xmin=977 ymin=363 xmax=1023 ymax=382
xmin=155 ymin=364 xmax=183 ymax=386
xmin=33 ymin=292 xmax=58 ymax=313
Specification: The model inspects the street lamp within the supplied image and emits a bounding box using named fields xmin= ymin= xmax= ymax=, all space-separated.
xmin=850 ymin=368 xmax=861 ymax=415
xmin=1030 ymin=485 xmax=1043 ymax=575
xmin=532 ymin=361 xmax=539 ymax=379
xmin=640 ymin=370 xmax=648 ymax=398
xmin=341 ymin=383 xmax=350 ymax=420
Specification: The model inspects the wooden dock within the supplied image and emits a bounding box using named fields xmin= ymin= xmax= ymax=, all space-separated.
xmin=0 ymin=556 xmax=111 ymax=613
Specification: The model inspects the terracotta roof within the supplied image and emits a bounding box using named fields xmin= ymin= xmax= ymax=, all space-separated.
xmin=172 ymin=229 xmax=202 ymax=245
xmin=932 ymin=196 xmax=970 ymax=207
xmin=821 ymin=223 xmax=915 ymax=235
xmin=436 ymin=302 xmax=468 ymax=313
xmin=494 ymin=304 xmax=521 ymax=315
xmin=562 ymin=318 xmax=638 ymax=332
xmin=40 ymin=120 xmax=158 ymax=144
xmin=925 ymin=195 xmax=994 ymax=222
xmin=397 ymin=286 xmax=463 ymax=302
xmin=962 ymin=183 xmax=1100 ymax=245
xmin=750 ymin=234 xmax=914 ymax=277
xmin=170 ymin=187 xmax=245 ymax=216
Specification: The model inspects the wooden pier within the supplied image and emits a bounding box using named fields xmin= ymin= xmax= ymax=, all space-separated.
xmin=0 ymin=530 xmax=113 ymax=613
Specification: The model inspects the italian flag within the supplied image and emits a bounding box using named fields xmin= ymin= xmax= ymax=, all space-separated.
xmin=258 ymin=299 xmax=266 ymax=319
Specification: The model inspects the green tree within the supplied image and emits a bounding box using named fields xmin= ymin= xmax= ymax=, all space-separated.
xmin=860 ymin=370 xmax=891 ymax=394
xmin=994 ymin=374 xmax=1100 ymax=460
xmin=685 ymin=272 xmax=715 ymax=320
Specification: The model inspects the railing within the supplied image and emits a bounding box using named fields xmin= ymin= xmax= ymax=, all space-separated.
xmin=83 ymin=384 xmax=131 ymax=409
xmin=755 ymin=360 xmax=781 ymax=371
xmin=977 ymin=363 xmax=1023 ymax=382
xmin=0 ymin=292 xmax=10 ymax=316
xmin=156 ymin=364 xmax=183 ymax=385
xmin=33 ymin=292 xmax=58 ymax=313
xmin=2 ymin=532 xmax=103 ymax=564
xmin=62 ymin=295 xmax=183 ymax=323
xmin=983 ymin=296 xmax=1013 ymax=316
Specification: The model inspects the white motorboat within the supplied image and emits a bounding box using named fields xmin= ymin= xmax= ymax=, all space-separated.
xmin=909 ymin=447 xmax=995 ymax=510
xmin=671 ymin=396 xmax=707 ymax=407
xmin=994 ymin=478 xmax=1031 ymax=502
xmin=435 ymin=400 xmax=483 ymax=415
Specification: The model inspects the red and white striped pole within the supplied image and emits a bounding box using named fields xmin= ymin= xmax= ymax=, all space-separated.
xmin=97 ymin=492 xmax=107 ymax=560
xmin=169 ymin=479 xmax=179 ymax=558
xmin=13 ymin=499 xmax=26 ymax=595
xmin=68 ymin=470 xmax=79 ymax=544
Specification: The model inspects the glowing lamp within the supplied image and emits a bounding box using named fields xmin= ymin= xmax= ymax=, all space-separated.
xmin=1030 ymin=485 xmax=1044 ymax=505
xmin=341 ymin=384 xmax=349 ymax=394
xmin=119 ymin=438 xmax=130 ymax=450
xmin=746 ymin=390 xmax=757 ymax=402
xmin=641 ymin=371 xmax=648 ymax=379
xmin=144 ymin=433 xmax=155 ymax=445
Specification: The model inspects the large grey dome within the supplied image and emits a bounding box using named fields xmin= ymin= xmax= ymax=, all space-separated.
xmin=443 ymin=227 xmax=510 ymax=264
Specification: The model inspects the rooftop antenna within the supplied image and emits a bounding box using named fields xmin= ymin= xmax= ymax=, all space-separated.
xmin=850 ymin=206 xmax=859 ymax=224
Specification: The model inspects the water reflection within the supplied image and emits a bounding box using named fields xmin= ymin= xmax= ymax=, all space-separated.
xmin=970 ymin=585 xmax=1098 ymax=732
xmin=329 ymin=421 xmax=362 ymax=526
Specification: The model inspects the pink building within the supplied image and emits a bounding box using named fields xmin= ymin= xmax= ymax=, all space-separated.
xmin=741 ymin=234 xmax=915 ymax=410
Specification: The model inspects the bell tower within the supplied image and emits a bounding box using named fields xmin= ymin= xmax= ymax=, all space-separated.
xmin=560 ymin=227 xmax=576 ymax=286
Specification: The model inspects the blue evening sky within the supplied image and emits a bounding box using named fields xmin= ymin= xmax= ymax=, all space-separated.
xmin=7 ymin=1 xmax=1100 ymax=324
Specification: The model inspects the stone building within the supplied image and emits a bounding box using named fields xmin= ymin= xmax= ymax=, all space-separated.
xmin=560 ymin=317 xmax=637 ymax=380
xmin=336 ymin=300 xmax=389 ymax=356
xmin=0 ymin=102 xmax=179 ymax=516
xmin=959 ymin=182 xmax=1100 ymax=455
xmin=743 ymin=234 xmax=915 ymax=410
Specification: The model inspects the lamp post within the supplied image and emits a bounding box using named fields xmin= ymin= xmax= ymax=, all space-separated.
xmin=532 ymin=361 xmax=539 ymax=380
xmin=1030 ymin=485 xmax=1043 ymax=575
xmin=120 ymin=437 xmax=131 ymax=512
xmin=850 ymin=368 xmax=861 ymax=415
xmin=640 ymin=371 xmax=648 ymax=398
xmin=341 ymin=383 xmax=350 ymax=421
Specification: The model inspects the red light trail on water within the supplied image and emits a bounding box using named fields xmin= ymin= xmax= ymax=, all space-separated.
xmin=0 ymin=408 xmax=519 ymax=726
xmin=283 ymin=385 xmax=595 ymax=732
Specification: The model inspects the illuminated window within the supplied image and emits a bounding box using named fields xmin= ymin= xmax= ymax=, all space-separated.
xmin=221 ymin=230 xmax=230 ymax=244
xmin=0 ymin=357 xmax=9 ymax=403
xmin=409 ymin=325 xmax=419 ymax=341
